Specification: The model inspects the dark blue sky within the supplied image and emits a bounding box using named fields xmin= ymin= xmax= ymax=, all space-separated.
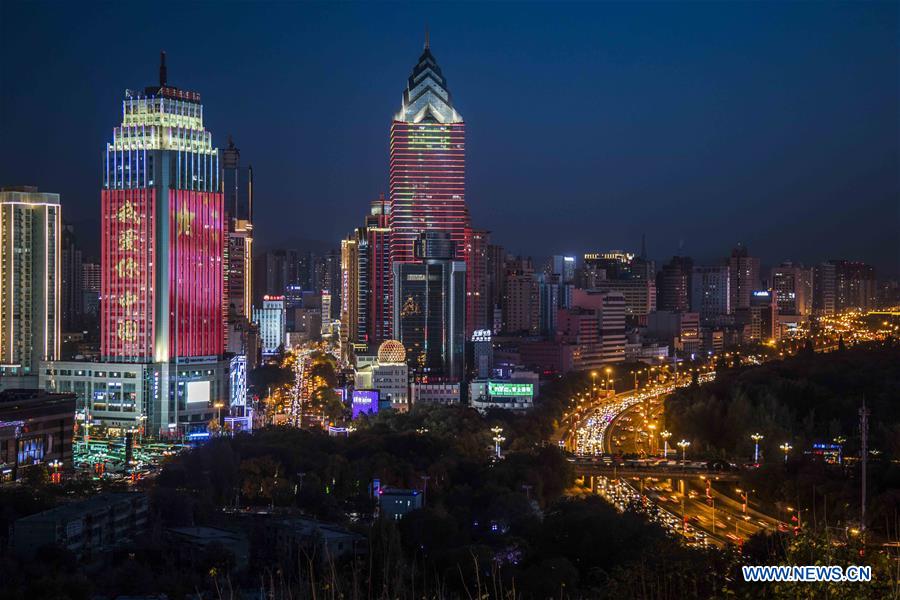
xmin=2 ymin=1 xmax=897 ymax=275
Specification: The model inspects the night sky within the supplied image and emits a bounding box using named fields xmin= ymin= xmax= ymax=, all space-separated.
xmin=1 ymin=2 xmax=897 ymax=275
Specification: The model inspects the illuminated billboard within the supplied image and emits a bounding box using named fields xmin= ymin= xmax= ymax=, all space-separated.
xmin=488 ymin=382 xmax=534 ymax=397
xmin=186 ymin=381 xmax=211 ymax=404
xmin=352 ymin=389 xmax=380 ymax=419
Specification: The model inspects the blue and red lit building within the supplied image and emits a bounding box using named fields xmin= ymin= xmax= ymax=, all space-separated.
xmin=63 ymin=53 xmax=231 ymax=437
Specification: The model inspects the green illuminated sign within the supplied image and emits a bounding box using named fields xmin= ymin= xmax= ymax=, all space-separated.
xmin=488 ymin=382 xmax=533 ymax=397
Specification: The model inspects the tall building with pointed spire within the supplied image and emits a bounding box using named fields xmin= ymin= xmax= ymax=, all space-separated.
xmin=388 ymin=36 xmax=489 ymax=344
xmin=389 ymin=38 xmax=469 ymax=266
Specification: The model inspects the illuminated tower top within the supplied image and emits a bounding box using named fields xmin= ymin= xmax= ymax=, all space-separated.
xmin=395 ymin=41 xmax=463 ymax=124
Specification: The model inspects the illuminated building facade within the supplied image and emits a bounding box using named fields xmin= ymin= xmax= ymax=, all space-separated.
xmin=222 ymin=137 xmax=253 ymax=332
xmin=101 ymin=53 xmax=224 ymax=362
xmin=55 ymin=53 xmax=231 ymax=436
xmin=392 ymin=232 xmax=466 ymax=380
xmin=0 ymin=187 xmax=61 ymax=388
xmin=253 ymin=295 xmax=286 ymax=356
xmin=389 ymin=40 xmax=468 ymax=267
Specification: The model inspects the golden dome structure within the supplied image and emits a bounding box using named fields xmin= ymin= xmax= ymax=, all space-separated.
xmin=377 ymin=340 xmax=406 ymax=364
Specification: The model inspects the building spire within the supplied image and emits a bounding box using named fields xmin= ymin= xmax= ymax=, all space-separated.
xmin=424 ymin=24 xmax=430 ymax=50
xmin=159 ymin=51 xmax=167 ymax=87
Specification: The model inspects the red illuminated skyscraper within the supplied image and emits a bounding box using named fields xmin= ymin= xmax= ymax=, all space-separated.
xmin=389 ymin=39 xmax=469 ymax=266
xmin=389 ymin=38 xmax=489 ymax=339
xmin=101 ymin=53 xmax=224 ymax=362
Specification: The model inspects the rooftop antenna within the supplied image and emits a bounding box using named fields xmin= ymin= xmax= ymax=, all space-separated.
xmin=424 ymin=23 xmax=430 ymax=50
xmin=159 ymin=51 xmax=167 ymax=87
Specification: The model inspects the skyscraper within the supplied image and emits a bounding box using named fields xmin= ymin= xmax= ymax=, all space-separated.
xmin=0 ymin=187 xmax=61 ymax=388
xmin=389 ymin=38 xmax=469 ymax=267
xmin=44 ymin=53 xmax=231 ymax=436
xmin=101 ymin=53 xmax=224 ymax=362
xmin=691 ymin=266 xmax=731 ymax=322
xmin=60 ymin=223 xmax=84 ymax=332
xmin=657 ymin=256 xmax=693 ymax=312
xmin=728 ymin=244 xmax=760 ymax=312
xmin=392 ymin=232 xmax=466 ymax=380
xmin=771 ymin=262 xmax=813 ymax=316
xmin=222 ymin=136 xmax=254 ymax=326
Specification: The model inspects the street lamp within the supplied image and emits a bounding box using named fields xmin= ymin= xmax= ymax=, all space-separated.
xmin=49 ymin=459 xmax=62 ymax=484
xmin=735 ymin=487 xmax=749 ymax=514
xmin=605 ymin=367 xmax=613 ymax=392
xmin=590 ymin=371 xmax=597 ymax=401
xmin=751 ymin=433 xmax=764 ymax=464
xmin=490 ymin=426 xmax=505 ymax=459
xmin=677 ymin=439 xmax=691 ymax=466
xmin=780 ymin=442 xmax=792 ymax=464
xmin=660 ymin=430 xmax=672 ymax=458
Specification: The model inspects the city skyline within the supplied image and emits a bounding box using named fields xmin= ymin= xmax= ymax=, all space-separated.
xmin=1 ymin=2 xmax=897 ymax=276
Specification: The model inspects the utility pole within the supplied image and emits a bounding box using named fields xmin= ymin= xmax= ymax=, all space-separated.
xmin=859 ymin=399 xmax=869 ymax=538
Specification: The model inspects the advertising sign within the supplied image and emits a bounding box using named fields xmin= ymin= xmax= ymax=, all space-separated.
xmin=488 ymin=382 xmax=534 ymax=397
xmin=352 ymin=389 xmax=380 ymax=419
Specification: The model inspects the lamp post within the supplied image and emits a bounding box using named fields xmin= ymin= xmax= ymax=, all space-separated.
xmin=780 ymin=442 xmax=792 ymax=464
xmin=736 ymin=487 xmax=749 ymax=514
xmin=751 ymin=433 xmax=764 ymax=464
xmin=490 ymin=426 xmax=505 ymax=459
xmin=590 ymin=371 xmax=597 ymax=401
xmin=605 ymin=367 xmax=613 ymax=393
xmin=49 ymin=459 xmax=62 ymax=484
xmin=678 ymin=439 xmax=690 ymax=466
xmin=660 ymin=430 xmax=671 ymax=458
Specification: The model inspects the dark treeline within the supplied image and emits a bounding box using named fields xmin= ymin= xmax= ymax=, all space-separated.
xmin=666 ymin=341 xmax=900 ymax=536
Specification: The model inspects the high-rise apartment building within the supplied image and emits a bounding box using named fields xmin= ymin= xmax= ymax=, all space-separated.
xmin=60 ymin=224 xmax=83 ymax=332
xmin=0 ymin=187 xmax=61 ymax=387
xmin=728 ymin=244 xmax=760 ymax=311
xmin=831 ymin=260 xmax=877 ymax=312
xmin=503 ymin=257 xmax=539 ymax=335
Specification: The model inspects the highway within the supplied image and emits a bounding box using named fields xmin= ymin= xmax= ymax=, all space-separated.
xmin=565 ymin=370 xmax=785 ymax=548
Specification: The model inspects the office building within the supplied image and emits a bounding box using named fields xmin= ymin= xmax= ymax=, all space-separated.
xmin=0 ymin=187 xmax=61 ymax=388
xmin=656 ymin=256 xmax=693 ymax=312
xmin=465 ymin=228 xmax=491 ymax=334
xmin=60 ymin=224 xmax=84 ymax=332
xmin=646 ymin=311 xmax=701 ymax=355
xmin=81 ymin=262 xmax=101 ymax=319
xmin=45 ymin=54 xmax=230 ymax=436
xmin=832 ymin=260 xmax=877 ymax=312
xmin=503 ymin=257 xmax=539 ymax=335
xmin=0 ymin=388 xmax=75 ymax=481
xmin=728 ymin=244 xmax=760 ymax=311
xmin=392 ymin=232 xmax=466 ymax=380
xmin=254 ymin=296 xmax=286 ymax=356
xmin=389 ymin=38 xmax=468 ymax=266
xmin=813 ymin=262 xmax=836 ymax=315
xmin=771 ymin=262 xmax=813 ymax=316
xmin=222 ymin=136 xmax=254 ymax=338
xmin=691 ymin=266 xmax=731 ymax=322
xmin=557 ymin=290 xmax=626 ymax=369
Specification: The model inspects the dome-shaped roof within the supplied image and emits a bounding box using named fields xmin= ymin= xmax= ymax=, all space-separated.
xmin=377 ymin=340 xmax=406 ymax=364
